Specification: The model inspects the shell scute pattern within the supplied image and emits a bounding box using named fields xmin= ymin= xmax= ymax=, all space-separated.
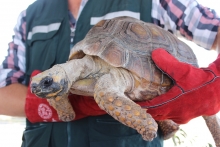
xmin=67 ymin=17 xmax=198 ymax=107
xmin=72 ymin=17 xmax=197 ymax=90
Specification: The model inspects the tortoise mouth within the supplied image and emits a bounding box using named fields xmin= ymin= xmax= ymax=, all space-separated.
xmin=35 ymin=87 xmax=63 ymax=98
xmin=31 ymin=78 xmax=69 ymax=98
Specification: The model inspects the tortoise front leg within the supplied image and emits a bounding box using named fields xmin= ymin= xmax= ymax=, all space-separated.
xmin=47 ymin=93 xmax=75 ymax=121
xmin=203 ymin=115 xmax=220 ymax=147
xmin=94 ymin=69 xmax=158 ymax=141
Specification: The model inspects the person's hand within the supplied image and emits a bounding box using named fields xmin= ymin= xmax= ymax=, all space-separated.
xmin=25 ymin=70 xmax=106 ymax=123
xmin=138 ymin=48 xmax=220 ymax=124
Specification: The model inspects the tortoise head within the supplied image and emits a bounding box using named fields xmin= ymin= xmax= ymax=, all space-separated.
xmin=30 ymin=65 xmax=70 ymax=98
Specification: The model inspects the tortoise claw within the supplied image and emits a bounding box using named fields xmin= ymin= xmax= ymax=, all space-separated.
xmin=158 ymin=120 xmax=179 ymax=140
xmin=58 ymin=112 xmax=75 ymax=122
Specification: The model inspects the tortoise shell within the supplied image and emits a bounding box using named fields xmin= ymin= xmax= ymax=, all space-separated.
xmin=69 ymin=16 xmax=198 ymax=98
xmin=30 ymin=17 xmax=220 ymax=142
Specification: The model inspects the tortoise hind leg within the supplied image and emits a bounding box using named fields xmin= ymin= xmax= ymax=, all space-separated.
xmin=157 ymin=120 xmax=179 ymax=140
xmin=203 ymin=115 xmax=220 ymax=147
xmin=94 ymin=69 xmax=158 ymax=141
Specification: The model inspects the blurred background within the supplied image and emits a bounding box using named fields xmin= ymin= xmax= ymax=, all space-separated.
xmin=0 ymin=0 xmax=219 ymax=146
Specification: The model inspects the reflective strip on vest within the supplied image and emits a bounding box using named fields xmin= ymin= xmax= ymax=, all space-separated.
xmin=90 ymin=11 xmax=140 ymax=25
xmin=27 ymin=22 xmax=61 ymax=40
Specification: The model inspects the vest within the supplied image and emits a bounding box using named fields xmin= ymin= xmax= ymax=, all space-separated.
xmin=22 ymin=0 xmax=163 ymax=147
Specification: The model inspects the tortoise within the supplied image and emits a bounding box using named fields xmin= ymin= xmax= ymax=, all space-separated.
xmin=30 ymin=16 xmax=220 ymax=143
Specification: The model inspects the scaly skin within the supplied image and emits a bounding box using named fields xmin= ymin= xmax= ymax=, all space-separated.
xmin=69 ymin=55 xmax=158 ymax=141
xmin=47 ymin=94 xmax=75 ymax=122
xmin=157 ymin=120 xmax=179 ymax=140
xmin=203 ymin=115 xmax=220 ymax=147
xmin=94 ymin=69 xmax=158 ymax=141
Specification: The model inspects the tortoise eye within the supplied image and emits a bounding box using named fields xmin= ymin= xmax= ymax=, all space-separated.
xmin=42 ymin=77 xmax=53 ymax=88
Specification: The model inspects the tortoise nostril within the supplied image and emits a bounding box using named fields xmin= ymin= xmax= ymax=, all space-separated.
xmin=32 ymin=85 xmax=36 ymax=89
xmin=31 ymin=84 xmax=37 ymax=93
xmin=43 ymin=78 xmax=53 ymax=88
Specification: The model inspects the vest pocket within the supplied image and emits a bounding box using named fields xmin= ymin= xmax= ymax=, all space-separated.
xmin=22 ymin=123 xmax=51 ymax=147
xmin=26 ymin=37 xmax=58 ymax=79
xmin=27 ymin=21 xmax=62 ymax=45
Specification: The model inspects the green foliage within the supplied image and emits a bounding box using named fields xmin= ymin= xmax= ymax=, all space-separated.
xmin=172 ymin=129 xmax=187 ymax=146
xmin=205 ymin=143 xmax=213 ymax=147
xmin=171 ymin=128 xmax=214 ymax=147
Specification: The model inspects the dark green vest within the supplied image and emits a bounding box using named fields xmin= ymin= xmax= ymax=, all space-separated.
xmin=24 ymin=0 xmax=152 ymax=84
xmin=23 ymin=0 xmax=163 ymax=147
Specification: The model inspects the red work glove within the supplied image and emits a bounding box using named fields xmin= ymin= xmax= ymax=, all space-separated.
xmin=25 ymin=70 xmax=106 ymax=123
xmin=139 ymin=48 xmax=220 ymax=124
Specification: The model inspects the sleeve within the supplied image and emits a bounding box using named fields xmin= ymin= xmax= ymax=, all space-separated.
xmin=0 ymin=10 xmax=27 ymax=87
xmin=151 ymin=0 xmax=220 ymax=50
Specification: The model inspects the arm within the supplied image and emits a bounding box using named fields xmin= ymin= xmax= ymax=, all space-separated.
xmin=212 ymin=27 xmax=220 ymax=53
xmin=0 ymin=10 xmax=27 ymax=117
xmin=143 ymin=48 xmax=220 ymax=147
xmin=0 ymin=9 xmax=104 ymax=121
xmin=0 ymin=83 xmax=27 ymax=116
xmin=140 ymin=48 xmax=220 ymax=124
xmin=152 ymin=0 xmax=220 ymax=50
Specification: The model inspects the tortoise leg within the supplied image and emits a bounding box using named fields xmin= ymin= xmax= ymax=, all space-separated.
xmin=203 ymin=115 xmax=220 ymax=147
xmin=157 ymin=120 xmax=179 ymax=140
xmin=94 ymin=69 xmax=158 ymax=141
xmin=47 ymin=93 xmax=75 ymax=122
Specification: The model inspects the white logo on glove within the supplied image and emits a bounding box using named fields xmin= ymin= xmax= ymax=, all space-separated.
xmin=38 ymin=104 xmax=52 ymax=119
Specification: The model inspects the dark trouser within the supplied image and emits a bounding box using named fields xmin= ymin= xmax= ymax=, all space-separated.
xmin=22 ymin=114 xmax=163 ymax=147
